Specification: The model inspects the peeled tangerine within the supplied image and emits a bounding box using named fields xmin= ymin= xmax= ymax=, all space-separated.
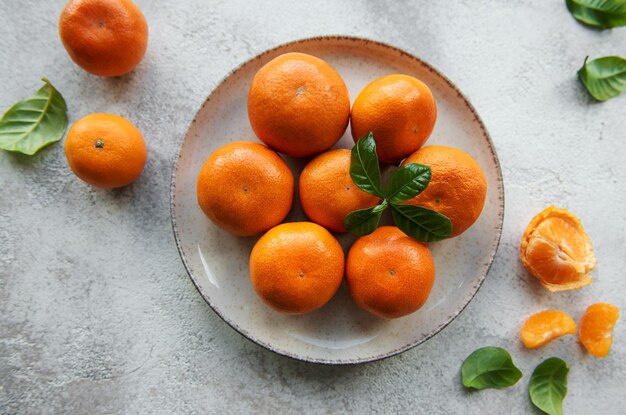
xmin=579 ymin=303 xmax=620 ymax=358
xmin=520 ymin=206 xmax=596 ymax=292
xmin=520 ymin=310 xmax=577 ymax=348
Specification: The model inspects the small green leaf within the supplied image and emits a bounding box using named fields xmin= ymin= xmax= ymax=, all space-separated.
xmin=350 ymin=132 xmax=383 ymax=197
xmin=461 ymin=346 xmax=523 ymax=390
xmin=384 ymin=163 xmax=431 ymax=203
xmin=529 ymin=358 xmax=569 ymax=415
xmin=0 ymin=78 xmax=68 ymax=155
xmin=390 ymin=204 xmax=452 ymax=242
xmin=344 ymin=202 xmax=387 ymax=236
xmin=578 ymin=55 xmax=626 ymax=101
xmin=566 ymin=0 xmax=626 ymax=29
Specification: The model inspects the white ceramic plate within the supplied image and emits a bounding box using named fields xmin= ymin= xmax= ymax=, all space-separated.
xmin=171 ymin=36 xmax=504 ymax=364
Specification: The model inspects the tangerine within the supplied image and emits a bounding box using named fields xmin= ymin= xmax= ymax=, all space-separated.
xmin=401 ymin=145 xmax=487 ymax=237
xmin=249 ymin=222 xmax=344 ymax=314
xmin=64 ymin=113 xmax=147 ymax=189
xmin=346 ymin=226 xmax=435 ymax=319
xmin=196 ymin=142 xmax=293 ymax=237
xmin=247 ymin=52 xmax=350 ymax=157
xmin=350 ymin=74 xmax=437 ymax=163
xmin=59 ymin=0 xmax=148 ymax=76
xmin=520 ymin=206 xmax=596 ymax=291
xmin=299 ymin=149 xmax=381 ymax=232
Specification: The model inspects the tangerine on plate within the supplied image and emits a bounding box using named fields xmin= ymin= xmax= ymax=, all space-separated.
xmin=520 ymin=206 xmax=596 ymax=292
xmin=579 ymin=303 xmax=620 ymax=358
xmin=401 ymin=145 xmax=487 ymax=237
xmin=59 ymin=0 xmax=148 ymax=76
xmin=350 ymin=74 xmax=437 ymax=164
xmin=64 ymin=113 xmax=147 ymax=189
xmin=520 ymin=310 xmax=577 ymax=349
xmin=299 ymin=149 xmax=381 ymax=232
xmin=346 ymin=226 xmax=435 ymax=319
xmin=249 ymin=222 xmax=345 ymax=314
xmin=247 ymin=52 xmax=350 ymax=158
xmin=196 ymin=142 xmax=294 ymax=237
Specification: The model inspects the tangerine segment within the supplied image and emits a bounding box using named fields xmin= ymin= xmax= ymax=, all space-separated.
xmin=579 ymin=303 xmax=620 ymax=358
xmin=520 ymin=206 xmax=596 ymax=292
xmin=520 ymin=310 xmax=577 ymax=348
xmin=249 ymin=222 xmax=344 ymax=314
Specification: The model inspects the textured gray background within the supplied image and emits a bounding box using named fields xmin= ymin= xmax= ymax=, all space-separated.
xmin=1 ymin=0 xmax=625 ymax=414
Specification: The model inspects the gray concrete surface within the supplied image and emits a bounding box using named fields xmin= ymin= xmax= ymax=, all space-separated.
xmin=1 ymin=0 xmax=625 ymax=413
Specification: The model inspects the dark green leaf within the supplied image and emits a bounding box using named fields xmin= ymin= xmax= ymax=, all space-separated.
xmin=344 ymin=202 xmax=387 ymax=236
xmin=461 ymin=346 xmax=523 ymax=390
xmin=566 ymin=0 xmax=626 ymax=29
xmin=578 ymin=55 xmax=626 ymax=101
xmin=350 ymin=132 xmax=383 ymax=197
xmin=529 ymin=358 xmax=569 ymax=415
xmin=385 ymin=163 xmax=431 ymax=203
xmin=0 ymin=78 xmax=68 ymax=155
xmin=390 ymin=204 xmax=452 ymax=242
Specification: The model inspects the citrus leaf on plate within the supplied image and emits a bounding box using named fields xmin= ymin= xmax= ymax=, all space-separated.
xmin=344 ymin=202 xmax=387 ymax=236
xmin=0 ymin=78 xmax=68 ymax=155
xmin=565 ymin=0 xmax=626 ymax=29
xmin=350 ymin=132 xmax=383 ymax=197
xmin=461 ymin=346 xmax=523 ymax=390
xmin=385 ymin=162 xmax=431 ymax=203
xmin=529 ymin=357 xmax=569 ymax=415
xmin=578 ymin=55 xmax=626 ymax=101
xmin=390 ymin=203 xmax=452 ymax=242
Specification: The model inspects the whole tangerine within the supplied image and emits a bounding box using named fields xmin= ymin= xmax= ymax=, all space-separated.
xmin=346 ymin=226 xmax=435 ymax=319
xmin=351 ymin=74 xmax=437 ymax=164
xmin=59 ymin=0 xmax=148 ymax=76
xmin=248 ymin=52 xmax=350 ymax=158
xmin=64 ymin=113 xmax=147 ymax=189
xmin=299 ymin=149 xmax=381 ymax=232
xmin=401 ymin=145 xmax=487 ymax=237
xmin=249 ymin=222 xmax=344 ymax=314
xmin=196 ymin=142 xmax=294 ymax=237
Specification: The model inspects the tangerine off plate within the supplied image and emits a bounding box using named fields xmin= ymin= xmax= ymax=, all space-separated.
xmin=171 ymin=36 xmax=504 ymax=364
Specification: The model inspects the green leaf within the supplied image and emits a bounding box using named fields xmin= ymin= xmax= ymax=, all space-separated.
xmin=529 ymin=358 xmax=569 ymax=415
xmin=0 ymin=78 xmax=68 ymax=155
xmin=578 ymin=55 xmax=626 ymax=101
xmin=461 ymin=346 xmax=523 ymax=390
xmin=384 ymin=163 xmax=431 ymax=203
xmin=390 ymin=204 xmax=452 ymax=242
xmin=566 ymin=0 xmax=626 ymax=29
xmin=344 ymin=202 xmax=387 ymax=236
xmin=350 ymin=132 xmax=383 ymax=197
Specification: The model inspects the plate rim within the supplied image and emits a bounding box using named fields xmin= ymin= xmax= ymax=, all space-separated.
xmin=170 ymin=35 xmax=505 ymax=365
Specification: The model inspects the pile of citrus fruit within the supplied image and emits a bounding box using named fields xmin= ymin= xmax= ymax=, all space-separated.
xmin=195 ymin=52 xmax=488 ymax=318
xmin=19 ymin=0 xmax=615 ymax=357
